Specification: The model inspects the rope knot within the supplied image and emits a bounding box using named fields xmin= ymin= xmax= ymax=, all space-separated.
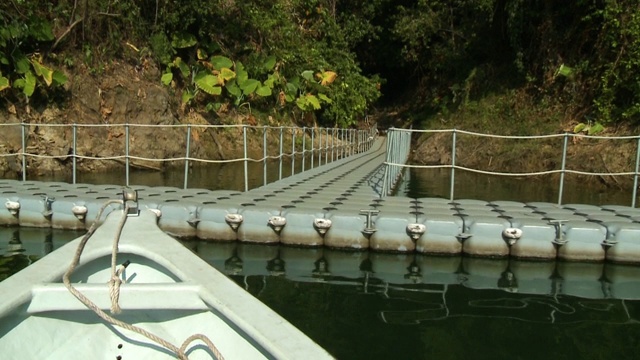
xmin=108 ymin=273 xmax=123 ymax=314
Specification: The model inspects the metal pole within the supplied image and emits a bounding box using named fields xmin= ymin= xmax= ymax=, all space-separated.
xmin=243 ymin=125 xmax=248 ymax=192
xmin=72 ymin=123 xmax=77 ymax=184
xmin=302 ymin=127 xmax=306 ymax=172
xmin=183 ymin=125 xmax=191 ymax=189
xmin=450 ymin=129 xmax=457 ymax=201
xmin=318 ymin=128 xmax=322 ymax=166
xmin=279 ymin=126 xmax=283 ymax=180
xmin=558 ymin=133 xmax=569 ymax=205
xmin=632 ymin=137 xmax=640 ymax=207
xmin=325 ymin=128 xmax=329 ymax=164
xmin=125 ymin=123 xmax=130 ymax=186
xmin=311 ymin=128 xmax=315 ymax=169
xmin=331 ymin=128 xmax=335 ymax=162
xmin=21 ymin=123 xmax=26 ymax=181
xmin=291 ymin=127 xmax=296 ymax=176
xmin=263 ymin=126 xmax=268 ymax=187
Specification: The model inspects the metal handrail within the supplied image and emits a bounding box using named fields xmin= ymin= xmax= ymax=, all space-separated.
xmin=384 ymin=128 xmax=640 ymax=206
xmin=0 ymin=122 xmax=378 ymax=192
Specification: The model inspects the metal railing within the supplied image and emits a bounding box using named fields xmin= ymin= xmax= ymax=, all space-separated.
xmin=0 ymin=123 xmax=377 ymax=192
xmin=384 ymin=128 xmax=640 ymax=206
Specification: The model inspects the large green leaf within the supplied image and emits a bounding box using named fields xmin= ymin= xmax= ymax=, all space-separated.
xmin=182 ymin=90 xmax=195 ymax=105
xmin=52 ymin=70 xmax=67 ymax=86
xmin=15 ymin=55 xmax=30 ymax=74
xmin=171 ymin=32 xmax=197 ymax=49
xmin=30 ymin=58 xmax=53 ymax=86
xmin=301 ymin=70 xmax=314 ymax=81
xmin=226 ymin=79 xmax=242 ymax=98
xmin=23 ymin=71 xmax=36 ymax=97
xmin=161 ymin=72 xmax=173 ymax=86
xmin=305 ymin=94 xmax=321 ymax=109
xmin=256 ymin=85 xmax=272 ymax=97
xmin=219 ymin=67 xmax=236 ymax=82
xmin=173 ymin=57 xmax=190 ymax=78
xmin=0 ymin=76 xmax=9 ymax=91
xmin=264 ymin=55 xmax=276 ymax=71
xmin=317 ymin=93 xmax=332 ymax=103
xmin=211 ymin=56 xmax=233 ymax=70
xmin=240 ymin=79 xmax=260 ymax=95
xmin=195 ymin=72 xmax=222 ymax=95
xmin=235 ymin=62 xmax=248 ymax=85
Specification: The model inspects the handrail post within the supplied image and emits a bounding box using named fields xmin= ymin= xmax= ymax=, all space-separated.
xmin=21 ymin=122 xmax=26 ymax=181
xmin=450 ymin=129 xmax=457 ymax=201
xmin=183 ymin=124 xmax=191 ymax=189
xmin=263 ymin=126 xmax=268 ymax=187
xmin=318 ymin=128 xmax=323 ymax=166
xmin=311 ymin=127 xmax=315 ymax=169
xmin=291 ymin=127 xmax=296 ymax=176
xmin=279 ymin=126 xmax=283 ymax=180
xmin=325 ymin=128 xmax=329 ymax=164
xmin=331 ymin=128 xmax=335 ymax=162
xmin=558 ymin=133 xmax=568 ymax=205
xmin=125 ymin=123 xmax=130 ymax=186
xmin=243 ymin=125 xmax=248 ymax=192
xmin=72 ymin=123 xmax=77 ymax=184
xmin=633 ymin=137 xmax=640 ymax=207
xmin=302 ymin=126 xmax=306 ymax=172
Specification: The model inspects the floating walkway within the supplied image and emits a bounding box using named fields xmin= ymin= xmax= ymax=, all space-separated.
xmin=2 ymin=137 xmax=640 ymax=264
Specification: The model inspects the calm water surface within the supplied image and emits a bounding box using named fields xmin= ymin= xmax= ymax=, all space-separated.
xmin=2 ymin=165 xmax=640 ymax=359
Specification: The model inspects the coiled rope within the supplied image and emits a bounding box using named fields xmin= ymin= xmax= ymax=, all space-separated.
xmin=62 ymin=200 xmax=224 ymax=360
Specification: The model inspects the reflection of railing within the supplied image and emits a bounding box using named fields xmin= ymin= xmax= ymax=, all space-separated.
xmin=0 ymin=123 xmax=377 ymax=191
xmin=384 ymin=128 xmax=640 ymax=206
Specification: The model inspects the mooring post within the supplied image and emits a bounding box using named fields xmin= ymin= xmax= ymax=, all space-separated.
xmin=558 ymin=133 xmax=569 ymax=205
xmin=183 ymin=124 xmax=191 ymax=189
xmin=633 ymin=137 xmax=640 ymax=207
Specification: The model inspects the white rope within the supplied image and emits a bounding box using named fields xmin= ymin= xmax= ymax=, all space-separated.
xmin=62 ymin=199 xmax=224 ymax=360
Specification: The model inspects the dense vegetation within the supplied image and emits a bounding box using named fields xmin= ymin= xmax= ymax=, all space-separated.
xmin=1 ymin=0 xmax=639 ymax=129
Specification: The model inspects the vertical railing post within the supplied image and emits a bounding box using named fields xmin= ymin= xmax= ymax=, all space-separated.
xmin=21 ymin=122 xmax=26 ymax=181
xmin=331 ymin=128 xmax=335 ymax=162
xmin=125 ymin=123 xmax=130 ymax=186
xmin=291 ymin=127 xmax=296 ymax=176
xmin=279 ymin=126 xmax=284 ymax=180
xmin=243 ymin=125 xmax=248 ymax=192
xmin=633 ymin=137 xmax=640 ymax=207
xmin=72 ymin=123 xmax=77 ymax=184
xmin=311 ymin=127 xmax=315 ymax=169
xmin=263 ymin=126 xmax=268 ymax=187
xmin=183 ymin=124 xmax=191 ymax=189
xmin=558 ymin=133 xmax=569 ymax=205
xmin=318 ymin=128 xmax=323 ymax=166
xmin=450 ymin=129 xmax=457 ymax=201
xmin=302 ymin=127 xmax=306 ymax=172
xmin=325 ymin=128 xmax=329 ymax=164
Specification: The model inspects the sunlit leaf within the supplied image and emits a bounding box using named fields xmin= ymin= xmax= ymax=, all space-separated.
xmin=306 ymin=94 xmax=321 ymax=109
xmin=182 ymin=90 xmax=195 ymax=105
xmin=226 ymin=80 xmax=242 ymax=98
xmin=235 ymin=62 xmax=249 ymax=85
xmin=573 ymin=123 xmax=587 ymax=133
xmin=195 ymin=72 xmax=222 ymax=95
xmin=240 ymin=79 xmax=260 ymax=95
xmin=317 ymin=93 xmax=332 ymax=103
xmin=0 ymin=76 xmax=9 ymax=91
xmin=52 ymin=70 xmax=67 ymax=86
xmin=317 ymin=70 xmax=337 ymax=86
xmin=588 ymin=122 xmax=605 ymax=135
xmin=220 ymin=67 xmax=236 ymax=82
xmin=256 ymin=85 xmax=272 ymax=97
xmin=161 ymin=72 xmax=173 ymax=86
xmin=211 ymin=56 xmax=233 ymax=70
xmin=30 ymin=58 xmax=53 ymax=86
xmin=23 ymin=71 xmax=36 ymax=97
